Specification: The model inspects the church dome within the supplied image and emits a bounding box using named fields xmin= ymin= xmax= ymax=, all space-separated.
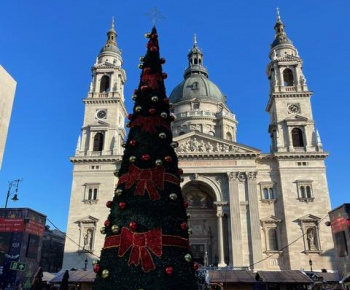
xmin=169 ymin=35 xmax=226 ymax=104
xmin=169 ymin=74 xmax=226 ymax=103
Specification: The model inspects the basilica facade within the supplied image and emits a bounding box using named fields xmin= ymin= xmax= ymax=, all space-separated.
xmin=62 ymin=14 xmax=336 ymax=273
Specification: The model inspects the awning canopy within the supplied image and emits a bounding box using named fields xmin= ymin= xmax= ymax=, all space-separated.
xmin=50 ymin=270 xmax=96 ymax=284
xmin=209 ymin=270 xmax=256 ymax=283
xmin=256 ymin=270 xmax=313 ymax=284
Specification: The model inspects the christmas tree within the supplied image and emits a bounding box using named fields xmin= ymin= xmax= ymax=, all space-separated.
xmin=93 ymin=27 xmax=198 ymax=290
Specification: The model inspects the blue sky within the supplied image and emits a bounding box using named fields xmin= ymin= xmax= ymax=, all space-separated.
xmin=0 ymin=1 xmax=349 ymax=232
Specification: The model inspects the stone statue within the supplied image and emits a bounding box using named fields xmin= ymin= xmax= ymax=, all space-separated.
xmin=307 ymin=229 xmax=316 ymax=250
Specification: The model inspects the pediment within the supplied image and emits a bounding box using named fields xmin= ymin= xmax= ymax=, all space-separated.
xmin=284 ymin=114 xmax=308 ymax=122
xmin=173 ymin=132 xmax=260 ymax=156
xmin=298 ymin=214 xmax=320 ymax=222
xmin=261 ymin=215 xmax=282 ymax=224
xmin=75 ymin=215 xmax=99 ymax=224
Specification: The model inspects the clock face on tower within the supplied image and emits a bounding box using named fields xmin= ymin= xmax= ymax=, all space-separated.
xmin=96 ymin=109 xmax=107 ymax=119
xmin=288 ymin=104 xmax=300 ymax=114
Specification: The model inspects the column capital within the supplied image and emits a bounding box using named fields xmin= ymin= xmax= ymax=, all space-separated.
xmin=214 ymin=201 xmax=229 ymax=208
xmin=246 ymin=171 xmax=257 ymax=181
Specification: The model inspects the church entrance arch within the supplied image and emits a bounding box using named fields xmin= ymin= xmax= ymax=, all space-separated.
xmin=182 ymin=181 xmax=218 ymax=266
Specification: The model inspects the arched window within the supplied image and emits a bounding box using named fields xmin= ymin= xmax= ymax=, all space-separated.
xmin=100 ymin=75 xmax=110 ymax=93
xmin=93 ymin=133 xmax=104 ymax=151
xmin=268 ymin=228 xmax=278 ymax=251
xmin=300 ymin=186 xmax=306 ymax=198
xmin=226 ymin=132 xmax=233 ymax=141
xmin=269 ymin=188 xmax=274 ymax=199
xmin=194 ymin=58 xmax=198 ymax=65
xmin=263 ymin=188 xmax=269 ymax=200
xmin=306 ymin=186 xmax=312 ymax=198
xmin=283 ymin=68 xmax=294 ymax=86
xmin=291 ymin=128 xmax=304 ymax=147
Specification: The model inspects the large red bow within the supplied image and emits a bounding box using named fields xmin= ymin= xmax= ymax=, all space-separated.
xmin=118 ymin=227 xmax=162 ymax=272
xmin=130 ymin=115 xmax=170 ymax=134
xmin=118 ymin=164 xmax=179 ymax=200
xmin=141 ymin=73 xmax=162 ymax=90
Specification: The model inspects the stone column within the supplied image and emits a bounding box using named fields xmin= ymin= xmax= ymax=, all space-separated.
xmin=287 ymin=126 xmax=294 ymax=152
xmin=214 ymin=202 xmax=228 ymax=268
xmin=227 ymin=172 xmax=243 ymax=267
xmin=246 ymin=171 xmax=263 ymax=269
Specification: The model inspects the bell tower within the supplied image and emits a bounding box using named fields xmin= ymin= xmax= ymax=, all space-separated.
xmin=266 ymin=9 xmax=323 ymax=153
xmin=62 ymin=18 xmax=127 ymax=270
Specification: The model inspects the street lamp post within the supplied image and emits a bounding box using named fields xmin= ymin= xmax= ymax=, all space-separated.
xmin=4 ymin=179 xmax=22 ymax=208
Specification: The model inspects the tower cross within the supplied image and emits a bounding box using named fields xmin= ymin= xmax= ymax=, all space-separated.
xmin=145 ymin=7 xmax=165 ymax=26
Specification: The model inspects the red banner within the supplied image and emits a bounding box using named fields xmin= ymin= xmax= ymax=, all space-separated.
xmin=331 ymin=217 xmax=349 ymax=233
xmin=0 ymin=218 xmax=25 ymax=232
xmin=25 ymin=220 xmax=45 ymax=237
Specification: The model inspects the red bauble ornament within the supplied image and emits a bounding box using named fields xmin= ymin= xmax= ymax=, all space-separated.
xmin=163 ymin=98 xmax=169 ymax=104
xmin=193 ymin=262 xmax=199 ymax=271
xmin=151 ymin=33 xmax=158 ymax=39
xmin=148 ymin=108 xmax=156 ymax=115
xmin=141 ymin=85 xmax=149 ymax=91
xmin=184 ymin=202 xmax=189 ymax=209
xmin=160 ymin=58 xmax=166 ymax=64
xmin=129 ymin=139 xmax=137 ymax=147
xmin=180 ymin=222 xmax=187 ymax=230
xmin=142 ymin=154 xmax=150 ymax=161
xmin=164 ymin=156 xmax=172 ymax=163
xmin=106 ymin=201 xmax=113 ymax=208
xmin=133 ymin=89 xmax=138 ymax=94
xmin=104 ymin=220 xmax=110 ymax=227
xmin=150 ymin=46 xmax=158 ymax=52
xmin=129 ymin=221 xmax=137 ymax=231
xmin=178 ymin=168 xmax=183 ymax=175
xmin=128 ymin=114 xmax=133 ymax=120
xmin=93 ymin=263 xmax=101 ymax=273
xmin=162 ymin=73 xmax=168 ymax=79
xmin=143 ymin=67 xmax=151 ymax=74
xmin=165 ymin=266 xmax=173 ymax=275
xmin=119 ymin=202 xmax=126 ymax=210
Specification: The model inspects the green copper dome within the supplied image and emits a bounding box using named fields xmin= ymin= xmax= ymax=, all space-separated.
xmin=169 ymin=74 xmax=226 ymax=104
xmin=169 ymin=35 xmax=226 ymax=104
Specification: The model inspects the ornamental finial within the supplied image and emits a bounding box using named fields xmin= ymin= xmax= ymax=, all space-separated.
xmin=193 ymin=33 xmax=197 ymax=46
xmin=111 ymin=16 xmax=115 ymax=30
xmin=276 ymin=7 xmax=281 ymax=21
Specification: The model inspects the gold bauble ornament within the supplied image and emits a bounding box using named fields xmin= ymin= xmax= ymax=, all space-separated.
xmin=111 ymin=225 xmax=120 ymax=234
xmin=187 ymin=213 xmax=191 ymax=219
xmin=135 ymin=106 xmax=142 ymax=112
xmin=113 ymin=170 xmax=119 ymax=177
xmin=169 ymin=193 xmax=177 ymax=200
xmin=100 ymin=227 xmax=106 ymax=234
xmin=184 ymin=254 xmax=192 ymax=262
xmin=155 ymin=159 xmax=162 ymax=166
xmin=92 ymin=260 xmax=99 ymax=265
xmin=129 ymin=156 xmax=136 ymax=163
xmin=138 ymin=64 xmax=143 ymax=69
xmin=144 ymin=33 xmax=151 ymax=38
xmin=160 ymin=112 xmax=167 ymax=118
xmin=115 ymin=188 xmax=123 ymax=196
xmin=159 ymin=132 xmax=166 ymax=139
xmin=188 ymin=229 xmax=193 ymax=235
xmin=151 ymin=96 xmax=159 ymax=102
xmin=139 ymin=56 xmax=145 ymax=62
xmin=131 ymin=94 xmax=137 ymax=101
xmin=170 ymin=142 xmax=179 ymax=148
xmin=102 ymin=269 xmax=109 ymax=278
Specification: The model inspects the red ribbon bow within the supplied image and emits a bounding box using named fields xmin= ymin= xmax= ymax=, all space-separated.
xmin=118 ymin=164 xmax=179 ymax=200
xmin=118 ymin=227 xmax=162 ymax=272
xmin=130 ymin=115 xmax=170 ymax=134
xmin=141 ymin=73 xmax=162 ymax=91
